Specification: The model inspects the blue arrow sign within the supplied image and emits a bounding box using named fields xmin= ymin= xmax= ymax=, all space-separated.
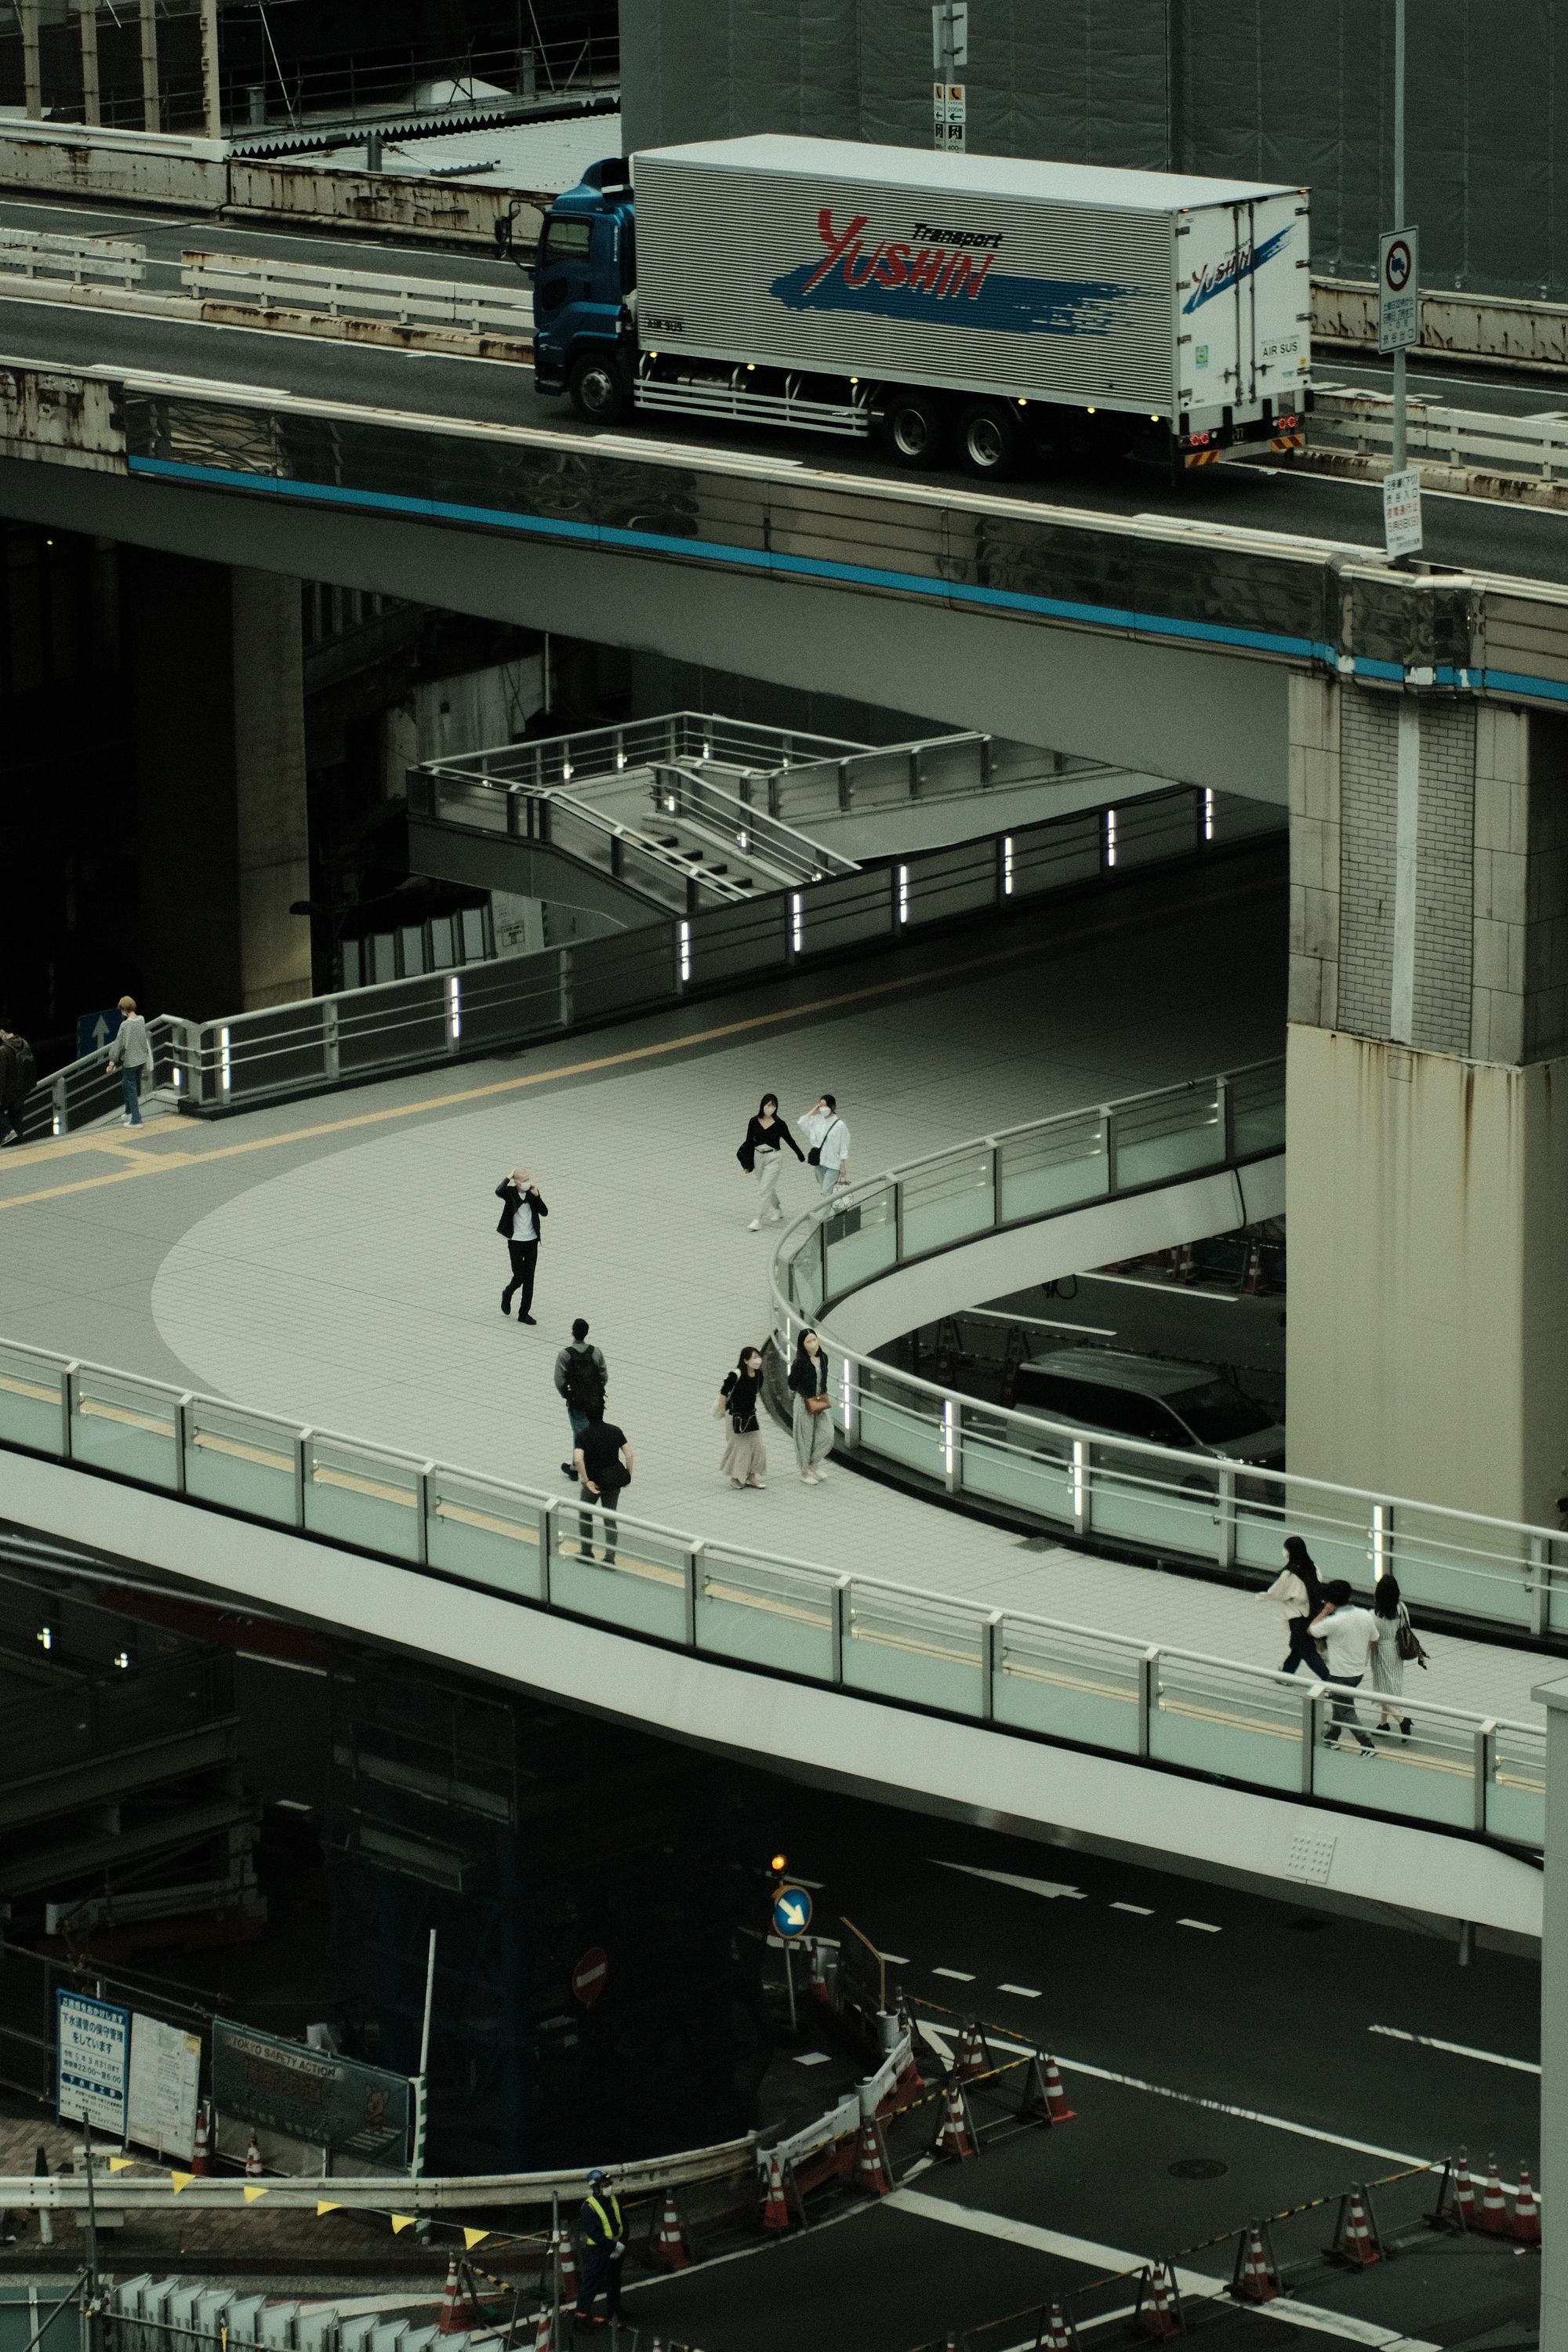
xmin=773 ymin=1886 xmax=811 ymax=1938
xmin=77 ymin=1008 xmax=122 ymax=1062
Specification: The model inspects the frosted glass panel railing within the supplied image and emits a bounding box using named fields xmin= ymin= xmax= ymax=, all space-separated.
xmin=844 ymin=1585 xmax=986 ymax=1715
xmin=184 ymin=1400 xmax=299 ymax=1523
xmin=695 ymin=1548 xmax=837 ymax=1678
xmin=993 ymin=1618 xmax=1143 ymax=1749
xmin=0 ymin=1341 xmax=65 ymax=1455
xmin=70 ymin=1370 xmax=180 ymax=1490
xmin=1112 ymin=1084 xmax=1223 ymax=1189
xmin=427 ymin=1469 xmax=543 ymax=1598
xmin=997 ymin=1111 xmax=1108 ymax=1221
xmin=304 ymin=1436 xmax=421 ymax=1560
xmin=900 ymin=1150 xmax=996 ymax=1255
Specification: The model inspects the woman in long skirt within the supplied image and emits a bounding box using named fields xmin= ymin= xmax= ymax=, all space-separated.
xmin=717 ymin=1345 xmax=768 ymax=1488
xmin=1369 ymin=1572 xmax=1413 ymax=1737
xmin=789 ymin=1328 xmax=833 ymax=1483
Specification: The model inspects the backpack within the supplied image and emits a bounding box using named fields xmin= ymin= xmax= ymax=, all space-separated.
xmin=1394 ymin=1610 xmax=1428 ymax=1667
xmin=561 ymin=1346 xmax=606 ymax=1415
xmin=12 ymin=1038 xmax=35 ymax=1098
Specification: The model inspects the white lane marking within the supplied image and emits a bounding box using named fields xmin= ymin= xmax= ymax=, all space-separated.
xmin=884 ymin=2190 xmax=1441 ymax=2352
xmin=1178 ymin=1917 xmax=1222 ymax=1933
xmin=791 ymin=2051 xmax=832 ymax=2067
xmin=931 ymin=1859 xmax=1087 ymax=1900
xmin=917 ymin=2020 xmax=1430 ymax=2167
xmin=1369 ymin=2024 xmax=1541 ymax=2074
xmin=1110 ymin=1902 xmax=1155 ymax=1915
xmin=932 ymin=1966 xmax=975 ymax=1981
xmin=997 ymin=1983 xmax=1042 ymax=1998
xmin=881 ymin=1952 xmax=912 ymax=1965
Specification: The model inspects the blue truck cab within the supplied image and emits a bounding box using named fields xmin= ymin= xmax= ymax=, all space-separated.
xmin=532 ymin=158 xmax=637 ymax=423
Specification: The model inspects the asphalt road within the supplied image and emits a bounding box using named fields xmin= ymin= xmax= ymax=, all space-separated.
xmin=3 ymin=194 xmax=1568 ymax=586
xmin=617 ymin=1790 xmax=1541 ymax=2352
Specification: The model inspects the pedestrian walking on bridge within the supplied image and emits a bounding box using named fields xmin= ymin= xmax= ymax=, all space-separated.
xmin=717 ymin=1345 xmax=768 ymax=1488
xmin=1310 ymin=1581 xmax=1380 ymax=1755
xmin=555 ymin=1317 xmax=608 ymax=1478
xmin=495 ymin=1166 xmax=547 ymax=1325
xmin=789 ymin=1327 xmax=834 ymax=1483
xmin=800 ymin=1092 xmax=851 ymax=1215
xmin=0 ymin=1027 xmax=33 ymax=1148
xmin=106 ymin=996 xmax=151 ymax=1127
xmin=1260 ymin=1534 xmax=1327 ymax=1678
xmin=573 ymin=2166 xmax=625 ymax=2333
xmin=738 ymin=1091 xmax=804 ymax=1229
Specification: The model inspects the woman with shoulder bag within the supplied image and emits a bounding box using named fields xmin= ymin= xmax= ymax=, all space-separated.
xmin=716 ymin=1345 xmax=768 ymax=1489
xmin=789 ymin=1327 xmax=834 ymax=1484
xmin=737 ymin=1092 xmax=805 ymax=1231
xmin=1370 ymin=1572 xmax=1425 ymax=1737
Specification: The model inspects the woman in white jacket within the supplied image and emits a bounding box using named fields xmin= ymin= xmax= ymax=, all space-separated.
xmin=1260 ymin=1534 xmax=1328 ymax=1677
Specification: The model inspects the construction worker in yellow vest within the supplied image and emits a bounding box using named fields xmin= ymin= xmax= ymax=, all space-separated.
xmin=573 ymin=2167 xmax=625 ymax=2332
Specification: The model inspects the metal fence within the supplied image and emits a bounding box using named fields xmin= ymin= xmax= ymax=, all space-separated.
xmin=0 ymin=1325 xmax=1544 ymax=1855
xmin=768 ymin=1078 xmax=1568 ymax=1643
xmin=15 ymin=781 xmax=1275 ymax=1135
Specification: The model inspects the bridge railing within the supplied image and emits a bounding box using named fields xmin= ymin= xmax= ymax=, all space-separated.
xmin=0 ymin=1331 xmax=1543 ymax=1854
xmin=768 ymin=1082 xmax=1568 ymax=1644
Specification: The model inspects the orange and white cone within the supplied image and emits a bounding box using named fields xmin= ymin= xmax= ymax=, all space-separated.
xmin=651 ymin=2187 xmax=691 ymax=2270
xmin=530 ymin=2304 xmax=553 ymax=2352
xmin=855 ymin=2115 xmax=893 ymax=2197
xmin=1042 ymin=2302 xmax=1078 ymax=2352
xmin=1479 ymin=2154 xmax=1509 ymax=2237
xmin=956 ymin=2022 xmax=988 ymax=2081
xmin=191 ymin=2105 xmax=211 ymax=2178
xmin=1340 ymin=2187 xmax=1380 ymax=2267
xmin=243 ymin=2135 xmax=263 ymax=2180
xmin=937 ymin=2079 xmax=977 ymax=2161
xmin=1451 ymin=2147 xmax=1476 ymax=2230
xmin=760 ymin=2149 xmax=792 ymax=2231
xmin=808 ymin=1941 xmax=831 ymax=2005
xmin=552 ymin=2227 xmax=578 ymax=2307
xmin=1041 ymin=2054 xmax=1076 ymax=2122
xmin=1135 ymin=2263 xmax=1181 ymax=2340
xmin=1233 ymin=2226 xmax=1279 ymax=2304
xmin=437 ymin=2259 xmax=466 ymax=2335
xmin=1513 ymin=2166 xmax=1542 ymax=2246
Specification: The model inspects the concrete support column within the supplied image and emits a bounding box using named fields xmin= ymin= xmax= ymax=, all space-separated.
xmin=123 ymin=552 xmax=310 ymax=1018
xmin=138 ymin=0 xmax=159 ymax=130
xmin=20 ymin=0 xmax=42 ymax=118
xmin=1287 ymin=680 xmax=1568 ymax=1525
xmin=76 ymin=0 xmax=100 ymax=125
xmin=231 ymin=568 xmax=311 ymax=1011
xmin=197 ymin=0 xmax=220 ymax=139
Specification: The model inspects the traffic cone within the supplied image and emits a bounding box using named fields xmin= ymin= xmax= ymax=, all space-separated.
xmin=1338 ymin=2187 xmax=1380 ymax=2267
xmin=854 ymin=2115 xmax=893 ymax=2197
xmin=650 ymin=2187 xmax=691 ymax=2270
xmin=1513 ymin=2166 xmax=1542 ymax=2247
xmin=956 ymin=2021 xmax=989 ymax=2081
xmin=808 ymin=1941 xmax=832 ymax=2006
xmin=1479 ymin=2154 xmax=1509 ymax=2237
xmin=1232 ymin=2226 xmax=1279 ymax=2304
xmin=1135 ymin=2263 xmax=1181 ymax=2340
xmin=552 ymin=2226 xmax=579 ymax=2307
xmin=1450 ymin=2147 xmax=1476 ymax=2231
xmin=1041 ymin=2054 xmax=1076 ymax=2122
xmin=936 ymin=2079 xmax=977 ymax=2161
xmin=191 ymin=2105 xmax=211 ymax=2178
xmin=1042 ymin=2303 xmax=1078 ymax=2352
xmin=437 ymin=2259 xmax=466 ymax=2334
xmin=530 ymin=2304 xmax=553 ymax=2352
xmin=760 ymin=2149 xmax=792 ymax=2231
xmin=243 ymin=2135 xmax=263 ymax=2180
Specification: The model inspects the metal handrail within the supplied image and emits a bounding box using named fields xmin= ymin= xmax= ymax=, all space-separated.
xmin=0 ymin=1330 xmax=1543 ymax=1853
xmin=767 ymin=1075 xmax=1566 ymax=1640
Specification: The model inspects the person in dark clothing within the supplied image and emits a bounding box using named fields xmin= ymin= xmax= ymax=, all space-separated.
xmin=0 ymin=1029 xmax=28 ymax=1148
xmin=495 ymin=1165 xmax=548 ymax=1325
xmin=717 ymin=1345 xmax=768 ymax=1488
xmin=738 ymin=1091 xmax=805 ymax=1229
xmin=573 ymin=2168 xmax=625 ymax=2331
xmin=788 ymin=1327 xmax=834 ymax=1483
xmin=573 ymin=1406 xmax=633 ymax=1566
xmin=555 ymin=1317 xmax=608 ymax=1477
xmin=1261 ymin=1534 xmax=1328 ymax=1677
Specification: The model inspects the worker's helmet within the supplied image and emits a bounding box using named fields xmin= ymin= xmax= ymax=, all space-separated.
xmin=587 ymin=2167 xmax=609 ymax=2187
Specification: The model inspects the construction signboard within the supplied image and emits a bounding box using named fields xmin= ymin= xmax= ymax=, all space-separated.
xmin=56 ymin=1989 xmax=129 ymax=2136
xmin=212 ymin=2020 xmax=410 ymax=2163
xmin=127 ymin=2013 xmax=201 ymax=2162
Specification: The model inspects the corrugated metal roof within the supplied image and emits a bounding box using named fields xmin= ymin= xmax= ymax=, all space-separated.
xmin=638 ymin=133 xmax=1297 ymax=214
xmin=316 ymin=110 xmax=621 ymax=191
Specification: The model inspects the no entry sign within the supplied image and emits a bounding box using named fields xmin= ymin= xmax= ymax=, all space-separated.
xmin=572 ymin=1947 xmax=609 ymax=2007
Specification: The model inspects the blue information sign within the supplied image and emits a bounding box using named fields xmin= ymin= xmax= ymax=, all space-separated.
xmin=772 ymin=1886 xmax=812 ymax=1938
xmin=77 ymin=1008 xmax=122 ymax=1062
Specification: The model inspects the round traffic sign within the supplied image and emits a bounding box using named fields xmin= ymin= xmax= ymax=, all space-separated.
xmin=571 ymin=1947 xmax=609 ymax=2006
xmin=772 ymin=1886 xmax=812 ymax=1939
xmin=1384 ymin=238 xmax=1412 ymax=292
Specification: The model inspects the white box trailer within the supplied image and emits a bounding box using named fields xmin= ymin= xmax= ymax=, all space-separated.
xmin=532 ymin=133 xmax=1312 ymax=477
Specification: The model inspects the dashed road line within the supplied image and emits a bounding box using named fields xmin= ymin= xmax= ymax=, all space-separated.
xmin=1369 ymin=2024 xmax=1540 ymax=2074
xmin=932 ymin=1860 xmax=1087 ymax=1900
xmin=1178 ymin=1917 xmax=1222 ymax=1933
xmin=997 ymin=1983 xmax=1042 ymax=1998
xmin=932 ymin=1967 xmax=976 ymax=1982
xmin=1110 ymin=1902 xmax=1155 ymax=1916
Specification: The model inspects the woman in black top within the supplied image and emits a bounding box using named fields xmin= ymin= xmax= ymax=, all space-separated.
xmin=738 ymin=1092 xmax=805 ymax=1230
xmin=717 ymin=1345 xmax=768 ymax=1488
xmin=788 ymin=1327 xmax=833 ymax=1483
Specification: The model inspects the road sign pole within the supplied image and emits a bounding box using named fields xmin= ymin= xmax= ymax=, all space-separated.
xmin=1392 ymin=0 xmax=1406 ymax=477
xmin=782 ymin=1937 xmax=799 ymax=2036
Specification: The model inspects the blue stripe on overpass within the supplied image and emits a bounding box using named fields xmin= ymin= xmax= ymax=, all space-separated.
xmin=128 ymin=452 xmax=1340 ymax=667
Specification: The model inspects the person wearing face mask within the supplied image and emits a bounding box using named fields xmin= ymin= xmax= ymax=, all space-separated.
xmin=716 ymin=1344 xmax=768 ymax=1489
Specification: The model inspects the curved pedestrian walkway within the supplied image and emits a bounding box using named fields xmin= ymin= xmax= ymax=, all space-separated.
xmin=0 ymin=855 xmax=1547 ymax=1727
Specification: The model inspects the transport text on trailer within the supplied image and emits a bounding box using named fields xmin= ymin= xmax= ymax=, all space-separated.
xmin=530 ymin=134 xmax=1312 ymax=477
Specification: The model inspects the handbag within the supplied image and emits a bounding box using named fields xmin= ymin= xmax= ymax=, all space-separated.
xmin=736 ymin=1138 xmax=755 ymax=1172
xmin=1394 ymin=1613 xmax=1428 ymax=1667
xmin=804 ymin=1392 xmax=832 ymax=1416
xmin=807 ymin=1117 xmax=841 ymax=1169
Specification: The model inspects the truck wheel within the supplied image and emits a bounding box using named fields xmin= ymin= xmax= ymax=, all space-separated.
xmin=877 ymin=390 xmax=948 ymax=468
xmin=956 ymin=400 xmax=1022 ymax=479
xmin=568 ymin=352 xmax=629 ymax=426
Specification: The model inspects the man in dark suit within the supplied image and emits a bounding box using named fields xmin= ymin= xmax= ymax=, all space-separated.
xmin=495 ymin=1165 xmax=548 ymax=1326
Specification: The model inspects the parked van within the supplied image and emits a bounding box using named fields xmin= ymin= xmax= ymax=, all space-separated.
xmin=1012 ymin=1348 xmax=1285 ymax=1468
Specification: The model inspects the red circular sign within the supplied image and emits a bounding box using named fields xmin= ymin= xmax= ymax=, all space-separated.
xmin=572 ymin=1947 xmax=609 ymax=2007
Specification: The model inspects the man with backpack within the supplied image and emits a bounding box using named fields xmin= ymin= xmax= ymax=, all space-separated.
xmin=555 ymin=1317 xmax=608 ymax=1478
xmin=0 ymin=1027 xmax=35 ymax=1148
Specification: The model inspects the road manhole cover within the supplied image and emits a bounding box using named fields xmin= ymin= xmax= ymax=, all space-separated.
xmin=1168 ymin=2157 xmax=1229 ymax=2179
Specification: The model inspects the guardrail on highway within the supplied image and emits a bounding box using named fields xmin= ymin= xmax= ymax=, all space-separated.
xmin=1313 ymin=386 xmax=1568 ymax=491
xmin=0 ymin=1323 xmax=1543 ymax=1856
xmin=180 ymin=249 xmax=533 ymax=343
xmin=768 ymin=1084 xmax=1568 ymax=1643
xmin=14 ymin=780 xmax=1278 ymax=1137
xmin=0 ymin=227 xmax=144 ymax=286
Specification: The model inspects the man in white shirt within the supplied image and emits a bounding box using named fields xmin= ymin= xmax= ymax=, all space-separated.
xmin=1310 ymin=1581 xmax=1380 ymax=1755
xmin=799 ymin=1094 xmax=850 ymax=1214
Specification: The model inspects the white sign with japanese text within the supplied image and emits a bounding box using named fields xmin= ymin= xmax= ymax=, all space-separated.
xmin=56 ymin=1990 xmax=129 ymax=2137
